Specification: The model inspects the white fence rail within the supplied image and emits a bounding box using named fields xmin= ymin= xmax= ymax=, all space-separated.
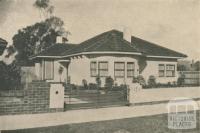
xmin=133 ymin=87 xmax=200 ymax=104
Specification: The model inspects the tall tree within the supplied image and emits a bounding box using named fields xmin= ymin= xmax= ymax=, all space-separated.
xmin=13 ymin=16 xmax=68 ymax=63
xmin=34 ymin=0 xmax=54 ymax=19
xmin=13 ymin=0 xmax=69 ymax=63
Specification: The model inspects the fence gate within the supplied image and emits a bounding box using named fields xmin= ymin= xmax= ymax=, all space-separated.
xmin=64 ymin=88 xmax=128 ymax=110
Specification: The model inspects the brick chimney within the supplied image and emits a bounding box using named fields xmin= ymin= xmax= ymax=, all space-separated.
xmin=56 ymin=36 xmax=63 ymax=44
xmin=56 ymin=36 xmax=68 ymax=44
xmin=123 ymin=27 xmax=132 ymax=43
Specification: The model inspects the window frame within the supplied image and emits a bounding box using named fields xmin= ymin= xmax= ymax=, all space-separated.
xmin=127 ymin=62 xmax=135 ymax=78
xmin=90 ymin=61 xmax=97 ymax=77
xmin=98 ymin=61 xmax=109 ymax=77
xmin=158 ymin=64 xmax=165 ymax=77
xmin=44 ymin=60 xmax=54 ymax=80
xmin=166 ymin=64 xmax=175 ymax=77
xmin=114 ymin=62 xmax=125 ymax=78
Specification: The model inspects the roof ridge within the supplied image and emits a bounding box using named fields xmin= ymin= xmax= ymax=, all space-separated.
xmin=80 ymin=29 xmax=121 ymax=45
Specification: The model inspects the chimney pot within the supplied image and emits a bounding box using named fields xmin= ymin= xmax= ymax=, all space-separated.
xmin=56 ymin=36 xmax=64 ymax=44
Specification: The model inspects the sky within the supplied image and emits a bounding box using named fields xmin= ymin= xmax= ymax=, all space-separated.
xmin=0 ymin=0 xmax=199 ymax=60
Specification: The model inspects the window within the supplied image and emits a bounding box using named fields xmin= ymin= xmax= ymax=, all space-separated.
xmin=44 ymin=61 xmax=54 ymax=80
xmin=90 ymin=61 xmax=97 ymax=77
xmin=159 ymin=64 xmax=165 ymax=77
xmin=127 ymin=62 xmax=135 ymax=77
xmin=158 ymin=64 xmax=175 ymax=77
xmin=166 ymin=64 xmax=175 ymax=77
xmin=98 ymin=62 xmax=108 ymax=77
xmin=114 ymin=62 xmax=125 ymax=78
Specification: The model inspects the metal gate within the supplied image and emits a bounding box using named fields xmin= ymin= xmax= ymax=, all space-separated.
xmin=64 ymin=88 xmax=129 ymax=110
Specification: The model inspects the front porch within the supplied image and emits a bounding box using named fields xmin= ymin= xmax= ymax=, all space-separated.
xmin=34 ymin=59 xmax=70 ymax=83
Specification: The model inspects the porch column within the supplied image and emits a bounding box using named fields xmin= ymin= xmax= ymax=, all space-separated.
xmin=35 ymin=62 xmax=41 ymax=80
xmin=58 ymin=60 xmax=70 ymax=83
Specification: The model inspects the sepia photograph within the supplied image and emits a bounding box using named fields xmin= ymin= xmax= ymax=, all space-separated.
xmin=0 ymin=0 xmax=200 ymax=132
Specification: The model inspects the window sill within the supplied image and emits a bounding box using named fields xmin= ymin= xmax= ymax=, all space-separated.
xmin=114 ymin=76 xmax=125 ymax=78
xmin=158 ymin=76 xmax=176 ymax=78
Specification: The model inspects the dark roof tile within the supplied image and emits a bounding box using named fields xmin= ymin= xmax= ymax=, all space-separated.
xmin=36 ymin=43 xmax=77 ymax=57
xmin=131 ymin=36 xmax=187 ymax=58
xmin=61 ymin=30 xmax=139 ymax=56
xmin=33 ymin=29 xmax=187 ymax=59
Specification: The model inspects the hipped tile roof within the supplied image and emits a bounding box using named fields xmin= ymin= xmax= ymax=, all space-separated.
xmin=33 ymin=29 xmax=187 ymax=58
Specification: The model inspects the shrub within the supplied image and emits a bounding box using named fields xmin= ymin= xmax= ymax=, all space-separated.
xmin=137 ymin=75 xmax=146 ymax=87
xmin=0 ymin=61 xmax=21 ymax=90
xmin=148 ymin=75 xmax=156 ymax=88
xmin=96 ymin=76 xmax=101 ymax=88
xmin=132 ymin=75 xmax=146 ymax=87
xmin=177 ymin=73 xmax=185 ymax=86
xmin=88 ymin=83 xmax=98 ymax=90
xmin=70 ymin=84 xmax=77 ymax=90
xmin=105 ymin=76 xmax=114 ymax=89
xmin=82 ymin=79 xmax=88 ymax=89
xmin=132 ymin=76 xmax=139 ymax=83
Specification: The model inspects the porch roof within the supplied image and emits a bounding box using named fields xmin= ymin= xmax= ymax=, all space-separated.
xmin=32 ymin=43 xmax=77 ymax=58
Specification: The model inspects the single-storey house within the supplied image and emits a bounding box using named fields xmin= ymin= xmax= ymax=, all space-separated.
xmin=31 ymin=29 xmax=187 ymax=86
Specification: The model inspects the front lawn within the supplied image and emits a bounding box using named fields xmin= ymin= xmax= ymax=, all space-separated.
xmin=3 ymin=112 xmax=199 ymax=133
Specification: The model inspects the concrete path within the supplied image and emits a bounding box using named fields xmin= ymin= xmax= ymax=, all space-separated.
xmin=1 ymin=101 xmax=200 ymax=131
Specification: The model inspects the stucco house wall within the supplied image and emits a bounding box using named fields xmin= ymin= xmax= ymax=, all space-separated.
xmin=68 ymin=55 xmax=139 ymax=86
xmin=68 ymin=55 xmax=178 ymax=86
xmin=35 ymin=56 xmax=179 ymax=86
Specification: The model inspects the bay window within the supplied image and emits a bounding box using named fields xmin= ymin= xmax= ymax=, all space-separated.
xmin=127 ymin=62 xmax=135 ymax=77
xmin=98 ymin=61 xmax=108 ymax=77
xmin=166 ymin=64 xmax=175 ymax=77
xmin=90 ymin=61 xmax=97 ymax=77
xmin=114 ymin=62 xmax=125 ymax=78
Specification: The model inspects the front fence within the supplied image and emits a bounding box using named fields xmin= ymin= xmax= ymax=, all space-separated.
xmin=0 ymin=81 xmax=63 ymax=115
xmin=178 ymin=71 xmax=200 ymax=85
xmin=64 ymin=88 xmax=128 ymax=110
